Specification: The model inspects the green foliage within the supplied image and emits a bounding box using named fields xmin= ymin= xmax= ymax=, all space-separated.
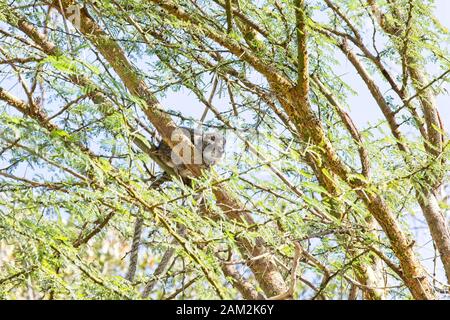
xmin=0 ymin=0 xmax=448 ymax=300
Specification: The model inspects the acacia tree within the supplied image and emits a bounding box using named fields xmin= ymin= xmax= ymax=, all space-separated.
xmin=0 ymin=0 xmax=449 ymax=300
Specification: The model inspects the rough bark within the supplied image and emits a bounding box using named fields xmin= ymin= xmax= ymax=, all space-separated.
xmin=366 ymin=0 xmax=450 ymax=284
xmin=51 ymin=0 xmax=288 ymax=297
xmin=147 ymin=0 xmax=436 ymax=299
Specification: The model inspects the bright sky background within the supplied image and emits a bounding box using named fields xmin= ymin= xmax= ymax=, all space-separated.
xmin=156 ymin=2 xmax=450 ymax=285
xmin=161 ymin=0 xmax=450 ymax=134
xmin=0 ymin=0 xmax=449 ymax=292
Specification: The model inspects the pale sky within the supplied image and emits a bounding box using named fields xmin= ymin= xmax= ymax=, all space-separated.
xmin=161 ymin=1 xmax=450 ymax=134
xmin=0 ymin=0 xmax=449 ymax=296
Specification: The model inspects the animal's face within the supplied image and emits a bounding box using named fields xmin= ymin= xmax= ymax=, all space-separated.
xmin=202 ymin=131 xmax=226 ymax=165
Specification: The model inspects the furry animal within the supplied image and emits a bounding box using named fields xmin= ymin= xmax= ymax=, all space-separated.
xmin=156 ymin=127 xmax=226 ymax=178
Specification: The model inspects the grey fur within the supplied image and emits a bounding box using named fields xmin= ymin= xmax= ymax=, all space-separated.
xmin=156 ymin=127 xmax=226 ymax=178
